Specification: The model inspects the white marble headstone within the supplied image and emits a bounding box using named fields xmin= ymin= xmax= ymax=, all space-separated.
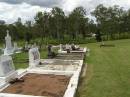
xmin=0 ymin=55 xmax=17 ymax=87
xmin=29 ymin=47 xmax=40 ymax=67
xmin=4 ymin=31 xmax=14 ymax=55
xmin=58 ymin=44 xmax=67 ymax=54
xmin=13 ymin=42 xmax=18 ymax=51
xmin=59 ymin=44 xmax=63 ymax=51
xmin=66 ymin=44 xmax=70 ymax=50
xmin=13 ymin=42 xmax=21 ymax=53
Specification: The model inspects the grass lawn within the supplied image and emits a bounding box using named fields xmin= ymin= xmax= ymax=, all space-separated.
xmin=77 ymin=39 xmax=130 ymax=97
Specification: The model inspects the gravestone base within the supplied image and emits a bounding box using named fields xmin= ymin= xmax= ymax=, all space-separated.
xmin=29 ymin=60 xmax=40 ymax=68
xmin=0 ymin=71 xmax=17 ymax=89
xmin=4 ymin=49 xmax=14 ymax=56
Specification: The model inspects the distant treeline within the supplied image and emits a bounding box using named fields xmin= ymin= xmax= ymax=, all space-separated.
xmin=0 ymin=4 xmax=130 ymax=44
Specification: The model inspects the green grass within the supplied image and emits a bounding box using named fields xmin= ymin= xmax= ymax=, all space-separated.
xmin=13 ymin=52 xmax=28 ymax=69
xmin=77 ymin=39 xmax=130 ymax=97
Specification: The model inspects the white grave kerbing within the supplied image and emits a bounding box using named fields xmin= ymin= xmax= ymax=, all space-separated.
xmin=0 ymin=55 xmax=17 ymax=88
xmin=29 ymin=47 xmax=40 ymax=68
xmin=4 ymin=30 xmax=14 ymax=55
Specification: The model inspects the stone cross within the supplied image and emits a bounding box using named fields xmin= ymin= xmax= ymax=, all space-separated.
xmin=4 ymin=30 xmax=13 ymax=55
xmin=29 ymin=47 xmax=40 ymax=67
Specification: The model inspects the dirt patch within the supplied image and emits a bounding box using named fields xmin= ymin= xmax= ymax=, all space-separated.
xmin=1 ymin=73 xmax=71 ymax=97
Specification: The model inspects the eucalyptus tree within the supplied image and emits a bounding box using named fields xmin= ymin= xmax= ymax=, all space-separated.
xmin=92 ymin=4 xmax=126 ymax=40
xmin=0 ymin=22 xmax=7 ymax=42
xmin=24 ymin=21 xmax=33 ymax=43
xmin=35 ymin=11 xmax=50 ymax=44
xmin=68 ymin=6 xmax=87 ymax=39
xmin=14 ymin=18 xmax=26 ymax=40
xmin=50 ymin=7 xmax=65 ymax=40
xmin=91 ymin=4 xmax=108 ymax=38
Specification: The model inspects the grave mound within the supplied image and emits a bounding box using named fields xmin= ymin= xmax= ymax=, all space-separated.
xmin=1 ymin=73 xmax=71 ymax=97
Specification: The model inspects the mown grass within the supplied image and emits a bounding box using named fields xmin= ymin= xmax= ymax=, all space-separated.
xmin=77 ymin=39 xmax=130 ymax=97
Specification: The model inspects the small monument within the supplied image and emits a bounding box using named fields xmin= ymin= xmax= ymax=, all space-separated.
xmin=58 ymin=44 xmax=67 ymax=54
xmin=0 ymin=55 xmax=17 ymax=87
xmin=29 ymin=47 xmax=40 ymax=67
xmin=4 ymin=30 xmax=14 ymax=55
xmin=66 ymin=44 xmax=71 ymax=53
xmin=47 ymin=45 xmax=56 ymax=58
xmin=59 ymin=44 xmax=63 ymax=51
xmin=13 ymin=42 xmax=22 ymax=53
xmin=13 ymin=42 xmax=18 ymax=51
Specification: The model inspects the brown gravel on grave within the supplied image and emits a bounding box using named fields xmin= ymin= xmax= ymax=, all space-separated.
xmin=1 ymin=73 xmax=71 ymax=97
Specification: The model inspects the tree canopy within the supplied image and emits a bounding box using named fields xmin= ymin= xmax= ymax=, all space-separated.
xmin=0 ymin=5 xmax=130 ymax=44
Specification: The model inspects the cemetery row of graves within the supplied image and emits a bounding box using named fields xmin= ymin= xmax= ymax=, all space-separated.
xmin=0 ymin=31 xmax=89 ymax=97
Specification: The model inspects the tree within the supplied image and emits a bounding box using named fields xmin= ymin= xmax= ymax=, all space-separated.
xmin=68 ymin=6 xmax=87 ymax=39
xmin=50 ymin=7 xmax=65 ymax=40
xmin=14 ymin=17 xmax=26 ymax=40
xmin=35 ymin=11 xmax=50 ymax=44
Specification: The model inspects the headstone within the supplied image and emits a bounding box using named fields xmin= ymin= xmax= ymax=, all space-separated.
xmin=0 ymin=55 xmax=17 ymax=86
xmin=4 ymin=30 xmax=14 ymax=55
xmin=47 ymin=45 xmax=56 ymax=58
xmin=66 ymin=44 xmax=70 ymax=53
xmin=13 ymin=42 xmax=18 ymax=51
xmin=59 ymin=44 xmax=63 ymax=51
xmin=31 ymin=43 xmax=37 ymax=49
xmin=24 ymin=42 xmax=28 ymax=49
xmin=58 ymin=44 xmax=67 ymax=54
xmin=13 ymin=42 xmax=21 ymax=53
xmin=29 ymin=47 xmax=40 ymax=67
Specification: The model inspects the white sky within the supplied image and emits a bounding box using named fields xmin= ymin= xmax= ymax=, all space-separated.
xmin=0 ymin=0 xmax=130 ymax=24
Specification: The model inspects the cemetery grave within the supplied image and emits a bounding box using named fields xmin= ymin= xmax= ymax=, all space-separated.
xmin=58 ymin=44 xmax=87 ymax=54
xmin=37 ymin=59 xmax=81 ymax=71
xmin=53 ymin=53 xmax=85 ymax=60
xmin=27 ymin=46 xmax=87 ymax=97
xmin=1 ymin=73 xmax=70 ymax=97
xmin=0 ymin=55 xmax=18 ymax=89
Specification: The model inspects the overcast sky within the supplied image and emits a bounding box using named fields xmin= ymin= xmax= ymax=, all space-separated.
xmin=0 ymin=0 xmax=130 ymax=24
